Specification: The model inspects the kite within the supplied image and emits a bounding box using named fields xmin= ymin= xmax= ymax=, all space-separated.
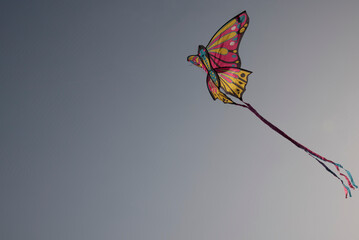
xmin=187 ymin=11 xmax=357 ymax=197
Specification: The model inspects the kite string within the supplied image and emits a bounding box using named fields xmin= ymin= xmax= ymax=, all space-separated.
xmin=234 ymin=101 xmax=357 ymax=197
xmin=308 ymin=153 xmax=351 ymax=197
xmin=233 ymin=102 xmax=248 ymax=108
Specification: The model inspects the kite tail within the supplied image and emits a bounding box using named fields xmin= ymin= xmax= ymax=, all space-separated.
xmin=234 ymin=101 xmax=357 ymax=198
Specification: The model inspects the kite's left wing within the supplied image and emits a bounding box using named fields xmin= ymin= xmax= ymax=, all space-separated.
xmin=187 ymin=55 xmax=204 ymax=70
xmin=206 ymin=75 xmax=233 ymax=104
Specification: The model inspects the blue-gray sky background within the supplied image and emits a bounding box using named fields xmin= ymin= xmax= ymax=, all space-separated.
xmin=1 ymin=0 xmax=359 ymax=239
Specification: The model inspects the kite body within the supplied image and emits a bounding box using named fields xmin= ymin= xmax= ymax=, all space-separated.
xmin=187 ymin=11 xmax=251 ymax=104
xmin=187 ymin=11 xmax=357 ymax=197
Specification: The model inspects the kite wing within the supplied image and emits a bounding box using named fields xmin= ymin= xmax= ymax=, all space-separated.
xmin=187 ymin=55 xmax=204 ymax=70
xmin=206 ymin=11 xmax=249 ymax=69
xmin=217 ymin=67 xmax=251 ymax=100
xmin=206 ymin=75 xmax=233 ymax=104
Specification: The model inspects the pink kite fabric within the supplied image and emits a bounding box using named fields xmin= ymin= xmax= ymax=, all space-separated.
xmin=187 ymin=11 xmax=357 ymax=198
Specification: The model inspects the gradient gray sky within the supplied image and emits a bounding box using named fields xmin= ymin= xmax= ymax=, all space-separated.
xmin=1 ymin=0 xmax=359 ymax=239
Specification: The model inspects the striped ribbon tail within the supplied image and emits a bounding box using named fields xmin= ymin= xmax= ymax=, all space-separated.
xmin=234 ymin=101 xmax=357 ymax=198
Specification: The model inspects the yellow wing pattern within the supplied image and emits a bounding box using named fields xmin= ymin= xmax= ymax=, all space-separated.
xmin=187 ymin=55 xmax=204 ymax=69
xmin=206 ymin=75 xmax=234 ymax=104
xmin=217 ymin=68 xmax=251 ymax=100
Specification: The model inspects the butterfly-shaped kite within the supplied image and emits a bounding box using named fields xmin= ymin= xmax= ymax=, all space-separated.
xmin=187 ymin=11 xmax=357 ymax=198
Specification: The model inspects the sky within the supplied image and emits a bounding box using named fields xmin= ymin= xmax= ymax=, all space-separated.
xmin=1 ymin=0 xmax=359 ymax=239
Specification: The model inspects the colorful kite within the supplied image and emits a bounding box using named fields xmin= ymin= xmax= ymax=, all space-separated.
xmin=187 ymin=11 xmax=357 ymax=197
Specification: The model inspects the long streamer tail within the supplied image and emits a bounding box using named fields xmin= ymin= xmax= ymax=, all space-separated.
xmin=233 ymin=101 xmax=357 ymax=198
